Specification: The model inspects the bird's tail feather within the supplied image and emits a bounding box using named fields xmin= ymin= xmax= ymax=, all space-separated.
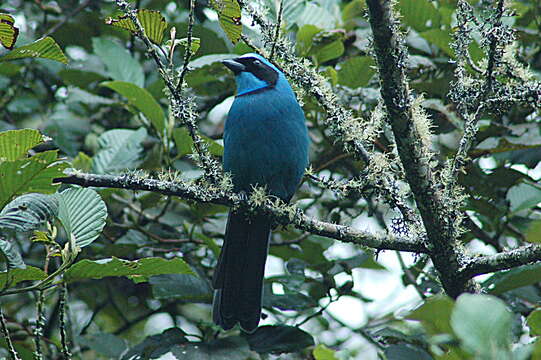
xmin=212 ymin=211 xmax=271 ymax=333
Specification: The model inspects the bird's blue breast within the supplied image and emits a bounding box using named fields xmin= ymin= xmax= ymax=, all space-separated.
xmin=223 ymin=77 xmax=309 ymax=201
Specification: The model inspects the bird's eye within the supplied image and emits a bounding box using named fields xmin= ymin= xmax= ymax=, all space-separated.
xmin=253 ymin=59 xmax=261 ymax=66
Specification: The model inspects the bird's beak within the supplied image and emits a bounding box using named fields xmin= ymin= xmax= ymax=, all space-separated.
xmin=221 ymin=59 xmax=245 ymax=74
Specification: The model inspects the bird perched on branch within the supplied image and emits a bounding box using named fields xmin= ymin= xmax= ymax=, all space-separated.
xmin=212 ymin=53 xmax=309 ymax=333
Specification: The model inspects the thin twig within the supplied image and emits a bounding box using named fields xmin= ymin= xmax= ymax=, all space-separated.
xmin=42 ymin=0 xmax=92 ymax=37
xmin=33 ymin=290 xmax=46 ymax=360
xmin=0 ymin=305 xmax=21 ymax=360
xmin=177 ymin=0 xmax=196 ymax=90
xmin=59 ymin=283 xmax=71 ymax=360
xmin=269 ymin=0 xmax=284 ymax=61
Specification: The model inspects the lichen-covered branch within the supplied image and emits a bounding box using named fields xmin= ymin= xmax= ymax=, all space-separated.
xmin=114 ymin=0 xmax=222 ymax=183
xmin=366 ymin=0 xmax=478 ymax=297
xmin=445 ymin=0 xmax=508 ymax=193
xmin=461 ymin=244 xmax=541 ymax=278
xmin=54 ymin=171 xmax=426 ymax=253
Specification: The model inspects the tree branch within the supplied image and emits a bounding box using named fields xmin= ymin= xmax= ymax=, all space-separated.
xmin=461 ymin=244 xmax=541 ymax=279
xmin=54 ymin=171 xmax=427 ymax=253
xmin=366 ymin=0 xmax=478 ymax=297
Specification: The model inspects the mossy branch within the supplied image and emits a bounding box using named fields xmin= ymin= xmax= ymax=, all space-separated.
xmin=366 ymin=0 xmax=478 ymax=297
xmin=54 ymin=171 xmax=425 ymax=253
xmin=114 ymin=0 xmax=222 ymax=183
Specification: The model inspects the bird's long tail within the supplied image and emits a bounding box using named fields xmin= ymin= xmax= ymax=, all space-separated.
xmin=212 ymin=211 xmax=271 ymax=333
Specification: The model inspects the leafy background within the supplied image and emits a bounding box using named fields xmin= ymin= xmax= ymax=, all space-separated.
xmin=0 ymin=0 xmax=541 ymax=359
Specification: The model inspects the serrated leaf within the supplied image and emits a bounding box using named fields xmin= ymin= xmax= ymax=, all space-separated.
xmin=0 ymin=238 xmax=25 ymax=270
xmin=0 ymin=36 xmax=67 ymax=64
xmin=92 ymin=37 xmax=144 ymax=87
xmin=0 ymin=129 xmax=43 ymax=161
xmin=296 ymin=3 xmax=338 ymax=30
xmin=0 ymin=13 xmax=19 ymax=50
xmin=211 ymin=0 xmax=242 ymax=44
xmin=0 ymin=193 xmax=58 ymax=232
xmin=337 ymin=56 xmax=376 ymax=88
xmin=0 ymin=266 xmax=47 ymax=289
xmin=105 ymin=9 xmax=167 ymax=45
xmin=244 ymin=325 xmax=314 ymax=354
xmin=101 ymin=81 xmax=165 ymax=136
xmin=0 ymin=150 xmax=68 ymax=209
xmin=57 ymin=187 xmax=107 ymax=248
xmin=92 ymin=128 xmax=147 ymax=174
xmin=64 ymin=257 xmax=192 ymax=282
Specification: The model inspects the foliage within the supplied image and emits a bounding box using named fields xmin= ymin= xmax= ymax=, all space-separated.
xmin=0 ymin=0 xmax=540 ymax=359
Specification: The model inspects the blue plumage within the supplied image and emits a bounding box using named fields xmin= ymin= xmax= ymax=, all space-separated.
xmin=212 ymin=53 xmax=309 ymax=332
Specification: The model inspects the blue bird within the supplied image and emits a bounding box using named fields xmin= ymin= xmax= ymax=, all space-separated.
xmin=213 ymin=53 xmax=309 ymax=332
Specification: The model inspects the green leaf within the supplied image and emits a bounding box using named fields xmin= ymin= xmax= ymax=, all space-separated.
xmin=0 ymin=238 xmax=25 ymax=270
xmin=64 ymin=257 xmax=191 ymax=282
xmin=342 ymin=0 xmax=366 ymax=26
xmin=210 ymin=0 xmax=242 ymax=44
xmin=407 ymin=294 xmax=454 ymax=335
xmin=149 ymin=273 xmax=212 ymax=302
xmin=450 ymin=294 xmax=512 ymax=356
xmin=314 ymin=39 xmax=344 ymax=64
xmin=506 ymin=182 xmax=541 ymax=214
xmin=398 ymin=0 xmax=440 ymax=32
xmin=171 ymin=337 xmax=253 ymax=360
xmin=105 ymin=9 xmax=168 ymax=45
xmin=482 ymin=263 xmax=541 ymax=295
xmin=0 ymin=36 xmax=67 ymax=64
xmin=313 ymin=344 xmax=338 ymax=360
xmin=0 ymin=266 xmax=47 ymax=288
xmin=296 ymin=3 xmax=338 ymax=30
xmin=122 ymin=328 xmax=187 ymax=360
xmin=525 ymin=220 xmax=541 ymax=243
xmin=0 ymin=13 xmax=19 ymax=50
xmin=0 ymin=193 xmax=58 ymax=232
xmin=244 ymin=325 xmax=314 ymax=354
xmin=172 ymin=127 xmax=224 ymax=157
xmin=384 ymin=344 xmax=433 ymax=360
xmin=92 ymin=37 xmax=144 ymax=87
xmin=0 ymin=150 xmax=68 ymax=209
xmin=56 ymin=187 xmax=107 ymax=248
xmin=77 ymin=333 xmax=128 ymax=358
xmin=66 ymin=86 xmax=115 ymax=105
xmin=296 ymin=25 xmax=321 ymax=56
xmin=527 ymin=309 xmax=541 ymax=336
xmin=262 ymin=283 xmax=318 ymax=311
xmin=420 ymin=29 xmax=454 ymax=57
xmin=167 ymin=37 xmax=201 ymax=57
xmin=337 ymin=56 xmax=376 ymax=88
xmin=92 ymin=128 xmax=147 ymax=174
xmin=0 ymin=129 xmax=43 ymax=161
xmin=101 ymin=81 xmax=165 ymax=136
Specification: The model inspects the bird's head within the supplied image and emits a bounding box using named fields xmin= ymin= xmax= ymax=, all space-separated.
xmin=221 ymin=53 xmax=281 ymax=96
